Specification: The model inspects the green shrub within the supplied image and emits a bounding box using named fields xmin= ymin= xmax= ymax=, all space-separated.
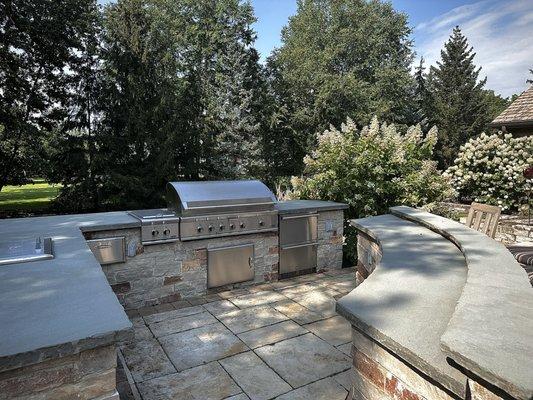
xmin=289 ymin=116 xmax=453 ymax=218
xmin=289 ymin=116 xmax=453 ymax=264
xmin=445 ymin=132 xmax=533 ymax=212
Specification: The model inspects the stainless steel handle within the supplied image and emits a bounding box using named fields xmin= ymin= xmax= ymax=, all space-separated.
xmin=249 ymin=257 xmax=253 ymax=268
xmin=188 ymin=202 xmax=274 ymax=210
xmin=281 ymin=213 xmax=318 ymax=220
xmin=280 ymin=242 xmax=318 ymax=250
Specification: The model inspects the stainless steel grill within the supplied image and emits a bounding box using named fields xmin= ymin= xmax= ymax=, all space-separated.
xmin=167 ymin=180 xmax=278 ymax=241
xmin=129 ymin=181 xmax=279 ymax=245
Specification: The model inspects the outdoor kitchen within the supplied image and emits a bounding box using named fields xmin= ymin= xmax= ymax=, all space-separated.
xmin=0 ymin=180 xmax=348 ymax=399
xmin=84 ymin=180 xmax=346 ymax=309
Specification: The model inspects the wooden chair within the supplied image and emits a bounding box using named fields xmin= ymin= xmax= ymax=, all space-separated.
xmin=465 ymin=202 xmax=501 ymax=238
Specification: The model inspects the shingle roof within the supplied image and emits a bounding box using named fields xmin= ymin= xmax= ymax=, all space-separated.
xmin=490 ymin=85 xmax=533 ymax=127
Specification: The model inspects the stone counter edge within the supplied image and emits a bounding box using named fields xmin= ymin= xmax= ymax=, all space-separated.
xmin=0 ymin=325 xmax=133 ymax=373
xmin=336 ymin=217 xmax=466 ymax=397
xmin=390 ymin=206 xmax=533 ymax=400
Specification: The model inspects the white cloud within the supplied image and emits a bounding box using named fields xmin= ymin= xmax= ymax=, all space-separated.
xmin=415 ymin=0 xmax=533 ymax=97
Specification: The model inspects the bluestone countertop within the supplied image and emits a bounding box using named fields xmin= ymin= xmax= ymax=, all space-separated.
xmin=275 ymin=200 xmax=348 ymax=215
xmin=0 ymin=211 xmax=138 ymax=372
xmin=338 ymin=206 xmax=533 ymax=400
xmin=336 ymin=213 xmax=468 ymax=397
xmin=390 ymin=206 xmax=533 ymax=400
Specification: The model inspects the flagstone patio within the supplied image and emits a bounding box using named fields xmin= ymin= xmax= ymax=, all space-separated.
xmin=117 ymin=268 xmax=356 ymax=400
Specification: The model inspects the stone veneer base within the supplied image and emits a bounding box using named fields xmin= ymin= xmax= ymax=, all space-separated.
xmin=86 ymin=210 xmax=344 ymax=310
xmin=0 ymin=345 xmax=117 ymax=400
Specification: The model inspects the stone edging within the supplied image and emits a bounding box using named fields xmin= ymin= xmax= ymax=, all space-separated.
xmin=390 ymin=206 xmax=533 ymax=400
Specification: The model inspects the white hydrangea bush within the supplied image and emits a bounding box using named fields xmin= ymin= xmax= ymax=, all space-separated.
xmin=445 ymin=132 xmax=533 ymax=211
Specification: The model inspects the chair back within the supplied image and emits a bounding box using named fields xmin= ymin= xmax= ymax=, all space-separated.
xmin=465 ymin=202 xmax=501 ymax=238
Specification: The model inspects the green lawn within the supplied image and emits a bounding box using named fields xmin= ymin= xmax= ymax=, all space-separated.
xmin=0 ymin=179 xmax=62 ymax=214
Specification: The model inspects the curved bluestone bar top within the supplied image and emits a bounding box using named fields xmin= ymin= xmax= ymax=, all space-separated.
xmin=275 ymin=200 xmax=348 ymax=215
xmin=389 ymin=206 xmax=533 ymax=400
xmin=336 ymin=213 xmax=468 ymax=396
xmin=0 ymin=212 xmax=137 ymax=372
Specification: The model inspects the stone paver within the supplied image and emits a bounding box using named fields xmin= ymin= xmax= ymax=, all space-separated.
xmin=255 ymin=333 xmax=350 ymax=388
xmin=336 ymin=342 xmax=352 ymax=357
xmin=292 ymin=291 xmax=337 ymax=317
xmin=226 ymin=394 xmax=251 ymax=400
xmin=120 ymin=338 xmax=176 ymax=383
xmin=218 ymin=305 xmax=289 ymax=334
xmin=304 ymin=315 xmax=352 ymax=346
xmin=138 ymin=362 xmax=241 ymax=400
xmin=159 ymin=322 xmax=249 ymax=371
xmin=270 ymin=299 xmax=325 ymax=325
xmin=123 ymin=270 xmax=356 ymax=400
xmin=274 ymin=377 xmax=348 ymax=400
xmin=149 ymin=311 xmax=218 ymax=337
xmin=237 ymin=320 xmax=308 ymax=349
xmin=220 ymin=351 xmax=292 ymax=400
xmin=333 ymin=369 xmax=352 ymax=391
xmin=230 ymin=290 xmax=288 ymax=309
xmin=203 ymin=299 xmax=240 ymax=316
xmin=143 ymin=305 xmax=205 ymax=325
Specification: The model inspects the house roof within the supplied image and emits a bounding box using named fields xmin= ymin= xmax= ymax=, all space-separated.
xmin=490 ymin=85 xmax=533 ymax=127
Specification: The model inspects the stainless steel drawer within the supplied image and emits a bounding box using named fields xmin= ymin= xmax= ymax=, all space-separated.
xmin=87 ymin=237 xmax=126 ymax=265
xmin=208 ymin=244 xmax=254 ymax=288
xmin=279 ymin=243 xmax=317 ymax=276
xmin=280 ymin=214 xmax=318 ymax=247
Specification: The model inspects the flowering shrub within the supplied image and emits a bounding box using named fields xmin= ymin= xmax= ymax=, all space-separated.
xmin=445 ymin=132 xmax=533 ymax=212
xmin=289 ymin=116 xmax=453 ymax=218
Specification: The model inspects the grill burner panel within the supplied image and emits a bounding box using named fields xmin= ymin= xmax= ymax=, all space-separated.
xmin=180 ymin=210 xmax=278 ymax=241
xmin=128 ymin=209 xmax=180 ymax=245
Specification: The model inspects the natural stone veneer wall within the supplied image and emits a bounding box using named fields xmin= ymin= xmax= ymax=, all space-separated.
xmin=86 ymin=209 xmax=344 ymax=309
xmin=85 ymin=229 xmax=279 ymax=309
xmin=317 ymin=210 xmax=344 ymax=271
xmin=0 ymin=345 xmax=118 ymax=400
xmin=350 ymin=329 xmax=457 ymax=400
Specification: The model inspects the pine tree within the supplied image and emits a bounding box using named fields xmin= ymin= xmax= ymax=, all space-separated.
xmin=413 ymin=57 xmax=433 ymax=129
xmin=0 ymin=0 xmax=100 ymax=191
xmin=429 ymin=26 xmax=489 ymax=169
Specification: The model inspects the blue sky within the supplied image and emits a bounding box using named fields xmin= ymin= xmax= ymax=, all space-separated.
xmin=251 ymin=0 xmax=533 ymax=97
xmin=98 ymin=0 xmax=532 ymax=97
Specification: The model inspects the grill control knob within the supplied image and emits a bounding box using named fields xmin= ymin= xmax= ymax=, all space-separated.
xmin=239 ymin=222 xmax=245 ymax=229
xmin=208 ymin=225 xmax=214 ymax=232
xmin=151 ymin=229 xmax=159 ymax=236
xmin=229 ymin=223 xmax=235 ymax=229
xmin=196 ymin=226 xmax=203 ymax=233
xmin=219 ymin=224 xmax=224 ymax=231
xmin=163 ymin=229 xmax=171 ymax=235
xmin=258 ymin=220 xmax=264 ymax=226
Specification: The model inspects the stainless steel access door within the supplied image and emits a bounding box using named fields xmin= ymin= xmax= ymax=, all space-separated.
xmin=207 ymin=244 xmax=254 ymax=288
xmin=279 ymin=213 xmax=318 ymax=276
xmin=279 ymin=214 xmax=318 ymax=247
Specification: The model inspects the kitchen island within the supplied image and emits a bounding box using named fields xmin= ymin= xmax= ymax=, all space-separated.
xmin=0 ymin=199 xmax=347 ymax=399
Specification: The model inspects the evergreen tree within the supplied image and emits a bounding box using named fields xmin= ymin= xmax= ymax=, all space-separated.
xmin=527 ymin=68 xmax=533 ymax=84
xmin=429 ymin=26 xmax=489 ymax=169
xmin=266 ymin=0 xmax=415 ymax=178
xmin=0 ymin=0 xmax=100 ymax=191
xmin=45 ymin=1 xmax=104 ymax=211
xmin=413 ymin=57 xmax=434 ymax=129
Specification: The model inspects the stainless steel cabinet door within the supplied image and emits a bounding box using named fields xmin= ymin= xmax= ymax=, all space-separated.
xmin=279 ymin=244 xmax=317 ymax=275
xmin=208 ymin=244 xmax=254 ymax=288
xmin=279 ymin=214 xmax=318 ymax=247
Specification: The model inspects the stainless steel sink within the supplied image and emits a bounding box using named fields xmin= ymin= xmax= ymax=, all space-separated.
xmin=0 ymin=237 xmax=54 ymax=266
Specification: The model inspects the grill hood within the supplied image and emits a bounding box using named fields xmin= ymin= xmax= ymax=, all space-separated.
xmin=167 ymin=180 xmax=277 ymax=216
